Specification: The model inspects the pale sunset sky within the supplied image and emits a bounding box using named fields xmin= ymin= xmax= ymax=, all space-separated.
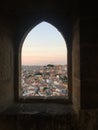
xmin=22 ymin=21 xmax=67 ymax=65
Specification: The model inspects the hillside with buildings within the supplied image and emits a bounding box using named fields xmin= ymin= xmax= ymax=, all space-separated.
xmin=21 ymin=64 xmax=68 ymax=98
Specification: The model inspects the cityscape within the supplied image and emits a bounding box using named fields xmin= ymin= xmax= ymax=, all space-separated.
xmin=21 ymin=64 xmax=68 ymax=98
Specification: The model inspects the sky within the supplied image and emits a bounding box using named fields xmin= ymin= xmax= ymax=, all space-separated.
xmin=22 ymin=21 xmax=67 ymax=65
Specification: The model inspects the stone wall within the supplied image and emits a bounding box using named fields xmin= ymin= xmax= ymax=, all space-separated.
xmin=72 ymin=19 xmax=80 ymax=112
xmin=79 ymin=109 xmax=98 ymax=130
xmin=0 ymin=18 xmax=14 ymax=112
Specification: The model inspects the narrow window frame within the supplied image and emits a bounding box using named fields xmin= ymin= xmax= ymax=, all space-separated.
xmin=14 ymin=21 xmax=72 ymax=104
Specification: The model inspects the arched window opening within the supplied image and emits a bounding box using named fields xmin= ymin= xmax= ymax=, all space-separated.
xmin=21 ymin=21 xmax=68 ymax=99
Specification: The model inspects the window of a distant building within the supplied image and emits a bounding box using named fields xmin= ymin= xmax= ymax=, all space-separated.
xmin=20 ymin=21 xmax=68 ymax=100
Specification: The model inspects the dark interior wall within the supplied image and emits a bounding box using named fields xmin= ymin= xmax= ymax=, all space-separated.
xmin=72 ymin=16 xmax=98 ymax=111
xmin=0 ymin=16 xmax=14 ymax=112
xmin=0 ymin=117 xmax=17 ymax=130
xmin=80 ymin=16 xmax=98 ymax=109
xmin=72 ymin=19 xmax=80 ymax=112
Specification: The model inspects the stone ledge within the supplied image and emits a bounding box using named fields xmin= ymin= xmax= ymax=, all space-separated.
xmin=0 ymin=103 xmax=74 ymax=117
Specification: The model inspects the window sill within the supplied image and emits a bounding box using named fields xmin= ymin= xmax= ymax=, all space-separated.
xmin=0 ymin=103 xmax=77 ymax=130
xmin=0 ymin=103 xmax=74 ymax=117
xmin=18 ymin=96 xmax=70 ymax=104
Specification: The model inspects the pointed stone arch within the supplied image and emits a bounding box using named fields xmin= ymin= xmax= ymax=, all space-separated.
xmin=19 ymin=21 xmax=68 ymax=100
